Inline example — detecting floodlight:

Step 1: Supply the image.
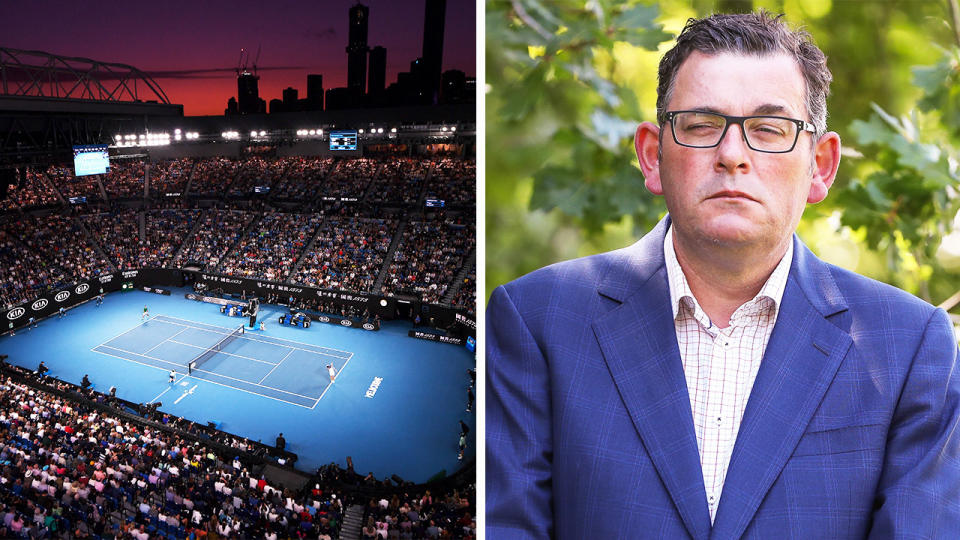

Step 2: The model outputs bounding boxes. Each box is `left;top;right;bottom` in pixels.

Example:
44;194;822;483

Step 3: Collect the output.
359;129;364;134
377;128;383;134
259;130;266;136
174;129;181;134
451;127;456;132
250;131;258;137
391;128;397;133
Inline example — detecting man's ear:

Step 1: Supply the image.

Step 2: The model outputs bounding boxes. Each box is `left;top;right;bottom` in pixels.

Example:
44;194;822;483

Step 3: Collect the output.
635;121;663;195
807;131;841;203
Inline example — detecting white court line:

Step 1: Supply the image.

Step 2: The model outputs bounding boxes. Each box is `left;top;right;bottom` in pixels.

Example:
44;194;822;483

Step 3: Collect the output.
148;374;190;403
167;339;281;366
174;385;198;404
155;314;354;356
96;344;319;401
258;348;293;384
311;351;356;409
93;316;174;351
90;347;316;409
144;327;188;355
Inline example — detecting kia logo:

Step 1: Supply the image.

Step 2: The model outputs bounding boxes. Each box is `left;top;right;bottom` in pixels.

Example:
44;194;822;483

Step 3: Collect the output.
340;320;352;326
362;323;375;330
55;291;70;302
318;316;330;323
6;307;25;320
75;284;90;295
31;299;48;311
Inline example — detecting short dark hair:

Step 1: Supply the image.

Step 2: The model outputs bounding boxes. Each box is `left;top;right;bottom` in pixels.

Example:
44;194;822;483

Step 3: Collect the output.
656;11;831;136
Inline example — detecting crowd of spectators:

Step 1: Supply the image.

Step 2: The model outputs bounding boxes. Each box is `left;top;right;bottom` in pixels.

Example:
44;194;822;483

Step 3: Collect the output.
47;166;103;202
360;488;476;539
383;214;475;304
424;159;474;206
293;213;398;293
103;162;146;199
149;159;194;196
0;155;478;309
218;212;322;281
270;157;334;201
228;157;287;197
0;169;60;211
451;271;475;313
83;209;142;270
368;158;431;205
0;374;345;539
172;209;254;271
189;159;240;197
140;210;202;268
323;158;381;202
0;214;111;309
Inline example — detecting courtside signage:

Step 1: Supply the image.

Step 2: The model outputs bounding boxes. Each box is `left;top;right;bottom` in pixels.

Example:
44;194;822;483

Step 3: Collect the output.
31;299;48;311
6;307;25;320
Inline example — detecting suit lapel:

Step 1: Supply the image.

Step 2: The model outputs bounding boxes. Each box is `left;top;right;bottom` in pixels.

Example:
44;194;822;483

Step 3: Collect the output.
592;217;712;540
709;241;853;539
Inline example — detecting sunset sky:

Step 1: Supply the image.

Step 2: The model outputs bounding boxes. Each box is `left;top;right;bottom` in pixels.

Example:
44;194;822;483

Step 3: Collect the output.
0;0;475;116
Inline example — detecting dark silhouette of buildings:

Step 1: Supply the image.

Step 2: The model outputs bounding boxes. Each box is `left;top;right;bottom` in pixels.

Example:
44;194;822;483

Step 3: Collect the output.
236;73;266;114
225;97;238;116
421;0;446;105
441;69;467;104
307;74;324;110
368;46;387;102
230;0;472;115
346;3;370;96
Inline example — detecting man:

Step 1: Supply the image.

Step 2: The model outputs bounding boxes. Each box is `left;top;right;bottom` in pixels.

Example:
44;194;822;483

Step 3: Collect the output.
275;433;286;451
486;12;960;538
36;361;48;378
142;305;149;321
327;363;336;383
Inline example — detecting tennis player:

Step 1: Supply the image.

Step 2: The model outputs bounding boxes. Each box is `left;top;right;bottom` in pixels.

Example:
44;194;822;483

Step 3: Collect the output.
327;363;336;383
142;305;150;320
169;369;176;384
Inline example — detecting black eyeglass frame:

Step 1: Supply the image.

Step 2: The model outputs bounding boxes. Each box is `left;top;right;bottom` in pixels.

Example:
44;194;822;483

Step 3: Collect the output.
664;110;817;154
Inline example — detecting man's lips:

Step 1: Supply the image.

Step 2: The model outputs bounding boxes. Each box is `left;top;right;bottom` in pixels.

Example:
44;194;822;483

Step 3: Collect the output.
706;190;758;202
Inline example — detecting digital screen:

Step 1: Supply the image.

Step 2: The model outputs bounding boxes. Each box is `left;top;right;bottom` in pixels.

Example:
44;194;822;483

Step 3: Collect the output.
329;130;358;151
466;336;476;352
254;186;270;193
68;196;87;204
425;199;445;208
73;145;110;176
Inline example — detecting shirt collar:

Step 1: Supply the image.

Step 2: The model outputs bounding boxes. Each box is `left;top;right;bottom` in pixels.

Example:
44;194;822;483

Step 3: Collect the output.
664;224;792;324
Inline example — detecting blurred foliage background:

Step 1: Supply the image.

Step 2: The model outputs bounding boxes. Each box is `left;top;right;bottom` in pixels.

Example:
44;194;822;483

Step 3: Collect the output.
485;0;960;316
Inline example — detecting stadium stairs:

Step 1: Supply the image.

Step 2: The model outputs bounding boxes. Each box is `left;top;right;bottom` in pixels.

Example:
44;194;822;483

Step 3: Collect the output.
340;504;366;540
444;248;475;305
208;210;264;273
285;214;328;282
76;214;118;272
167;208;207;263
37;169;67;206
372;217;408;293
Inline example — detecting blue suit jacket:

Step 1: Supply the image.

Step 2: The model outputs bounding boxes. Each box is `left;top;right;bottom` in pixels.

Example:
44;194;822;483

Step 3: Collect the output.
486;217;960;539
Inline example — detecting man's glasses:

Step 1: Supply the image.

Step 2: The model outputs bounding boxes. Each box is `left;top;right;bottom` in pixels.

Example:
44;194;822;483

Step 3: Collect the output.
665;110;816;153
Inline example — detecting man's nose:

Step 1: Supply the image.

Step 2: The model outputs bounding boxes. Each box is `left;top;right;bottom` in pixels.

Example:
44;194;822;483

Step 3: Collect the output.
714;123;751;173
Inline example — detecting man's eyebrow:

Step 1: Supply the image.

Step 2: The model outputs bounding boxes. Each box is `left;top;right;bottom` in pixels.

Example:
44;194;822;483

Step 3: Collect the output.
684;104;792;116
752;104;789;116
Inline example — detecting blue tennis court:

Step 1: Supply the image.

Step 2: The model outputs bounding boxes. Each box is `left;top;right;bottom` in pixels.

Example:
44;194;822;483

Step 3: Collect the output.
92;315;352;408
1;288;475;483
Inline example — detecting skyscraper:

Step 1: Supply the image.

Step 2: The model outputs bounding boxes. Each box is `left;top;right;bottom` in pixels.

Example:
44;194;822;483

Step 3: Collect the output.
306;74;324;111
237;72;261;114
421;0;446;104
368;46;387;99
346;3;370;95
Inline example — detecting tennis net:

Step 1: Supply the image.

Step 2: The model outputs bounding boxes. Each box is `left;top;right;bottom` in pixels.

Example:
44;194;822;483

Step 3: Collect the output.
188;325;244;374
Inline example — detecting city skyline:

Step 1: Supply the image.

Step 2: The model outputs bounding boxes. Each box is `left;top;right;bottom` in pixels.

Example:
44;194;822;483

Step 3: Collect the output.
0;0;475;116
